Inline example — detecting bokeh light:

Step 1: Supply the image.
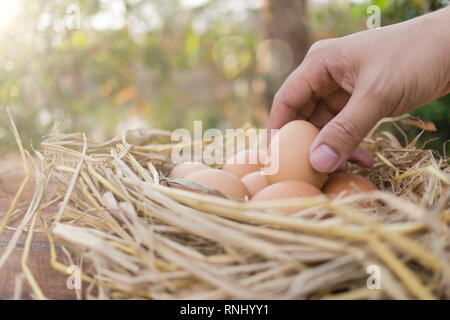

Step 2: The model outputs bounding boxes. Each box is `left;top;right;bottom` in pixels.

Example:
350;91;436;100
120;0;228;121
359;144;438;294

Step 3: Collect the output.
0;1;22;29
213;36;252;79
257;39;294;77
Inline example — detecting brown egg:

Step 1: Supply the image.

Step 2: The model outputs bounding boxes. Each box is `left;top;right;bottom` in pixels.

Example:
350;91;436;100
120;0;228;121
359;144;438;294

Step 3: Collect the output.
222;149;265;178
169;162;210;179
241;171;268;197
322;173;378;197
263;120;327;188
252;180;322;201
184;169;250;200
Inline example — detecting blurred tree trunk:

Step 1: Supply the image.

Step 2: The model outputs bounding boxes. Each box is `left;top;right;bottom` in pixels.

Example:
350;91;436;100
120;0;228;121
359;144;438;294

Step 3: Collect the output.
261;0;309;111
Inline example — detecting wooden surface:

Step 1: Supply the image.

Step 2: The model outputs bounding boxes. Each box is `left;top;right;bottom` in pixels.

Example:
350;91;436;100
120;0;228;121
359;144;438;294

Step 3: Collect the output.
0;153;75;300
0;230;76;299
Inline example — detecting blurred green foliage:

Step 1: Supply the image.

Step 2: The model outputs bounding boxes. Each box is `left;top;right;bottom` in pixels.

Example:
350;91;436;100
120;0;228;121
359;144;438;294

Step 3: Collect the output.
0;0;448;154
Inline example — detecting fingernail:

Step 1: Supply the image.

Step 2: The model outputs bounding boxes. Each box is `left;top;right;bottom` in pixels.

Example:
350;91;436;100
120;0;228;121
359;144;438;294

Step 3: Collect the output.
310;144;340;173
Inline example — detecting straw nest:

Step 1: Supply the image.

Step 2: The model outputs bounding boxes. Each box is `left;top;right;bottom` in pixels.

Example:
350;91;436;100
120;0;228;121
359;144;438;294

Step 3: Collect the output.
0;110;449;300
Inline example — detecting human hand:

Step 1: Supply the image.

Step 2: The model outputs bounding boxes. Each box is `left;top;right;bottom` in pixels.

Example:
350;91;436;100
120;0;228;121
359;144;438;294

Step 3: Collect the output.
268;7;450;173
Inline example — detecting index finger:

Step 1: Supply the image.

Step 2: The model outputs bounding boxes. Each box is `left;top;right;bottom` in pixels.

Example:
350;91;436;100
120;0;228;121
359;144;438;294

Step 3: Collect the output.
268;56;338;130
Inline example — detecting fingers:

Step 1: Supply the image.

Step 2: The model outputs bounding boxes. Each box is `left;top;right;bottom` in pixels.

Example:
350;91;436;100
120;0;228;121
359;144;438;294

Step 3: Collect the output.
308;88;350;127
336;161;348;172
268;54;339;131
349;146;374;168
309;90;381;173
322;89;350;114
308;103;334;128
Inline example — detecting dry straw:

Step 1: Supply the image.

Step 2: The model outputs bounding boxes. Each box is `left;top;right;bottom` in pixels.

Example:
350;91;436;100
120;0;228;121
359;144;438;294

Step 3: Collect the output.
0;110;449;300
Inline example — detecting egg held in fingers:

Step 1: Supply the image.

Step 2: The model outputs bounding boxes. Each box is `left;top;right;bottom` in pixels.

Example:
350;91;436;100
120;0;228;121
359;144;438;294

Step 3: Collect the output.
263;120;328;188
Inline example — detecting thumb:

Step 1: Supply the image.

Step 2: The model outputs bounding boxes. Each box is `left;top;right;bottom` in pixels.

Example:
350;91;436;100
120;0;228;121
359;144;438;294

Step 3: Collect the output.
309;90;382;173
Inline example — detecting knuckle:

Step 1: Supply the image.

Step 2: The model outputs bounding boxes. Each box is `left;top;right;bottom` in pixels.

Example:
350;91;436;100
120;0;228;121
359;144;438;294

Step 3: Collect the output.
272;90;295;112
273;90;285;107
363;81;385;102
309;39;329;51
328;116;362;147
273;90;282;103
360;84;393;117
307;39;334;57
